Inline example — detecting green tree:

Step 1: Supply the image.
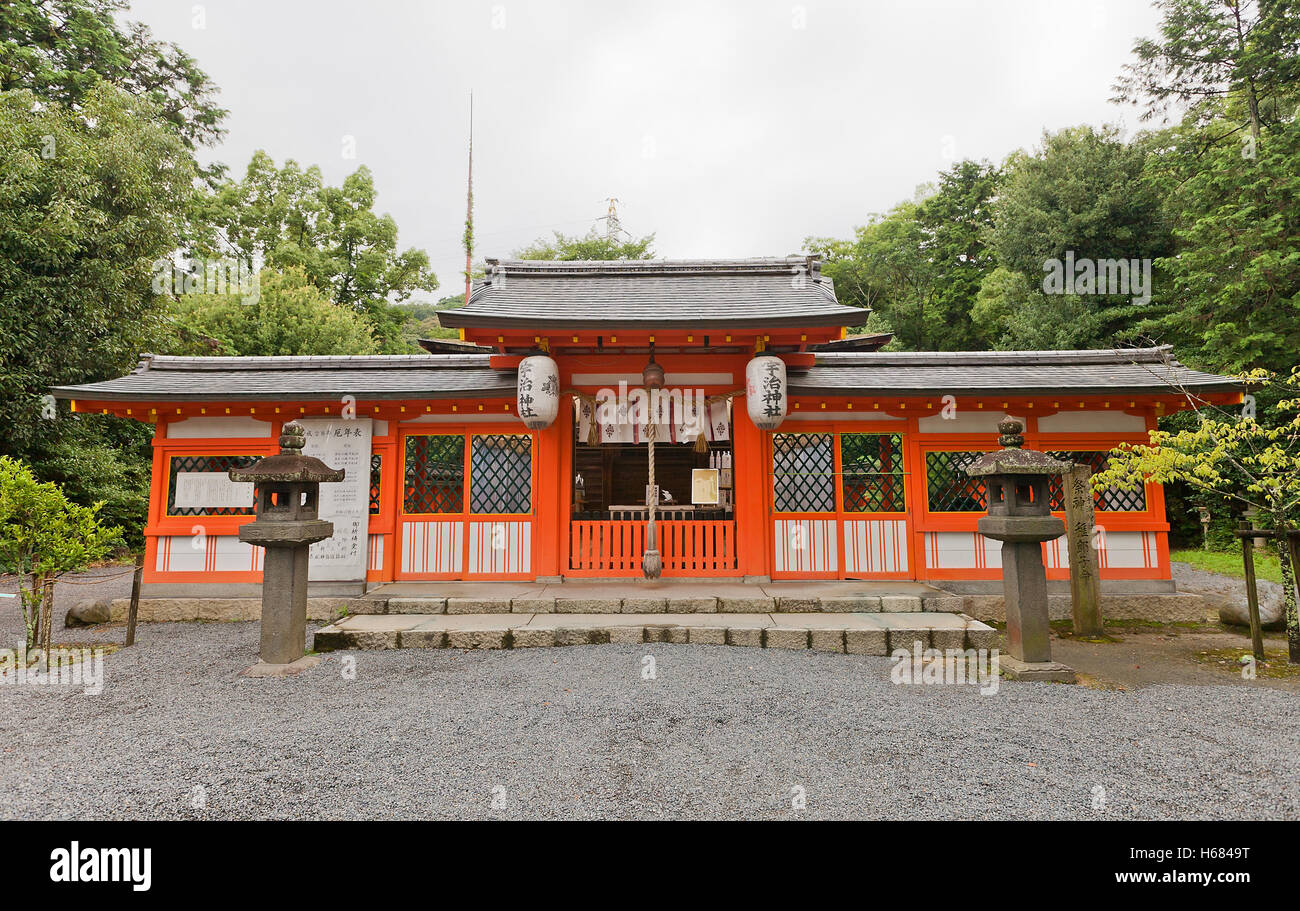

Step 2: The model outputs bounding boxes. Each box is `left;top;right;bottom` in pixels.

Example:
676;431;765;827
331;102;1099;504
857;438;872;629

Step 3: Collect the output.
515;226;655;260
0;84;195;459
985;125;1171;348
806;161;997;351
35;414;153;551
1094;367;1300;662
401;294;467;322
808;201;931;348
395;294;466;343
0;0;227;157
1113;0;1300;146
990;126;1170;279
199;152;439;349
913;159;1000;350
971;267;1107;350
0;456;122;650
1136;116;1300;373
164;267;382;357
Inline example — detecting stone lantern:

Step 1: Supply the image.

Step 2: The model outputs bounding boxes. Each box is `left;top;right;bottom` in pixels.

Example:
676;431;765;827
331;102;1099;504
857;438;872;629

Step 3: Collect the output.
966;419;1075;682
230;421;344;671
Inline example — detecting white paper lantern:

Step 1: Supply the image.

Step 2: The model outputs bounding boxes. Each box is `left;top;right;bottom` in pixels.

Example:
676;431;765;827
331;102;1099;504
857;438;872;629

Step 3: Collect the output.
516;355;560;430
745;355;788;431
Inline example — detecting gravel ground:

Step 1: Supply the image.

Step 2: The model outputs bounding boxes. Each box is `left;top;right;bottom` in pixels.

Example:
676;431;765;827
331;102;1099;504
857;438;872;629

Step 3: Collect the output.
2;606;1298;820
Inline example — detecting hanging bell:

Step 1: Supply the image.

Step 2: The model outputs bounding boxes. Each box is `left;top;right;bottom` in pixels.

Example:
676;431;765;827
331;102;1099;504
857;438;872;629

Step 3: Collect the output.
642;350;665;389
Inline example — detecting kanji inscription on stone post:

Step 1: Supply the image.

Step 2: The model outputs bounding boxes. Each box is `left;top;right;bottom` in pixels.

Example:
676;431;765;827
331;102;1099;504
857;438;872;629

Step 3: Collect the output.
1062;463;1103;636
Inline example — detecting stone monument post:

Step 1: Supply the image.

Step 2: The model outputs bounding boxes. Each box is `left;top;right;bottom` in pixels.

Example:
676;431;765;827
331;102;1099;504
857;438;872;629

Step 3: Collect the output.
966;419;1076;682
230;421;344;674
1062;464;1103;637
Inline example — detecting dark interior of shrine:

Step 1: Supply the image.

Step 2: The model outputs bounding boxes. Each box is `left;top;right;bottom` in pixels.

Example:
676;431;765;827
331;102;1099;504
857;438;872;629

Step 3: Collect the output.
571;432;733;520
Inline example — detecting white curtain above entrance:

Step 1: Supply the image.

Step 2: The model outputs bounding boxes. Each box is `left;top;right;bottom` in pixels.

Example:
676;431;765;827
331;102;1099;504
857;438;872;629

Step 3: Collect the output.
576;393;731;444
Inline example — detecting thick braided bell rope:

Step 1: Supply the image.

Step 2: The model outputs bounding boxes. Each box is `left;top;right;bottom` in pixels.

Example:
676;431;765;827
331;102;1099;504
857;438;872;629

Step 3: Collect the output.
646;420;656;516
642;420;662;578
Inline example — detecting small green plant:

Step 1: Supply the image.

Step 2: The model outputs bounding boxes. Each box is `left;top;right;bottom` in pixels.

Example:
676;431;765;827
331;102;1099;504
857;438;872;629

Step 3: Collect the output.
0;457;123;650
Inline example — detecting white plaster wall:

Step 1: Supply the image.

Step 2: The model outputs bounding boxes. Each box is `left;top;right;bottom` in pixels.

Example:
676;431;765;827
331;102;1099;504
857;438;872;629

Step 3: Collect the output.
843;518;908;573
917;411;1025;434
165;416;272;438
1036;411;1149;434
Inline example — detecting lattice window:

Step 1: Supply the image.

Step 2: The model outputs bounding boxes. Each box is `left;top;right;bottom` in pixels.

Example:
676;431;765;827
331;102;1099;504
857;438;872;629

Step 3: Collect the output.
1046;451;1147;512
166;455;260;517
925;451;987;512
772;433;834;513
840;433;906;513
470;434;532;514
369;453;383;515
404;435;465;514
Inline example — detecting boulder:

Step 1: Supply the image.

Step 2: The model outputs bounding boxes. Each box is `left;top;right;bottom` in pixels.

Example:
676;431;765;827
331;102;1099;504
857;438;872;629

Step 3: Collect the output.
1218;589;1286;631
1172;559;1288;631
65;599;111;628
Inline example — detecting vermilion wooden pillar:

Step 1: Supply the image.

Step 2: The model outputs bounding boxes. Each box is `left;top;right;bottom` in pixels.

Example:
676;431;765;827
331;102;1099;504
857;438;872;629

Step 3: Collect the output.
533;398;571;578
732;402;769;578
902;414;926;582
1144;409;1171;579
141;419;168;585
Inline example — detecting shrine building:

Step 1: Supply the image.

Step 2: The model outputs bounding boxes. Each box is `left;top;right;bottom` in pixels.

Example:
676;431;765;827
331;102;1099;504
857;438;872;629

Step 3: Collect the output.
52;256;1241;599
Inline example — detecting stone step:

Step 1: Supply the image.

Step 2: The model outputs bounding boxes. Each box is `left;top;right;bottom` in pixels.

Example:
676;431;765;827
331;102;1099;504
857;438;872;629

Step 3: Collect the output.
349;593;963;616
313;611;997;656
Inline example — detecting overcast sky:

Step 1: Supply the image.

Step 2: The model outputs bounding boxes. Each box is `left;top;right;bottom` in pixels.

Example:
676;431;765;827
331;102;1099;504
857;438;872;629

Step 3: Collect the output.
128;0;1163;302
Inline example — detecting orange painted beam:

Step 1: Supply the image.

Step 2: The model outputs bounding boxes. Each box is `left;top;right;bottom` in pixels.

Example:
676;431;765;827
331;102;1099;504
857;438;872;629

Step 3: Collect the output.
777;352;816;369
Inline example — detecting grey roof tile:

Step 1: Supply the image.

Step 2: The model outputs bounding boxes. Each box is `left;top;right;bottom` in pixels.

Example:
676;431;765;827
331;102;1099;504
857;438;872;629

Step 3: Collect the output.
438;256;868;330
793;347;1241;395
51;347;1239;404
51;354;515;402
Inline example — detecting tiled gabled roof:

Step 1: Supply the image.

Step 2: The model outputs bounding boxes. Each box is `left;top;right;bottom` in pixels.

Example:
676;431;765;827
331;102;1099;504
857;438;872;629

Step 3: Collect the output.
52;347;1239;405
51;354;516;402
792;347;1242;396
437;256;869;330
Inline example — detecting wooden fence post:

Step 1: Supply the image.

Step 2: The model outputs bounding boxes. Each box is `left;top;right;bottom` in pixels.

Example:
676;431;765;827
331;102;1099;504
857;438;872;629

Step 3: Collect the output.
1288;531;1300;664
125;552;144;647
1239;521;1265;662
1062;464;1103;636
39;577;54;654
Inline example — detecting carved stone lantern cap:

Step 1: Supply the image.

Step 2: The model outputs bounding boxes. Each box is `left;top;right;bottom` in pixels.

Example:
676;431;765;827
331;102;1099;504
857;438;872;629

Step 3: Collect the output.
965;419;1071;478
228;421;346;485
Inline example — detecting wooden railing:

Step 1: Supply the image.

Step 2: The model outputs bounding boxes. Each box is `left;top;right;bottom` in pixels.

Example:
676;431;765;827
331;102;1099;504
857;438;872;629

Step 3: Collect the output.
568;519;739;576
